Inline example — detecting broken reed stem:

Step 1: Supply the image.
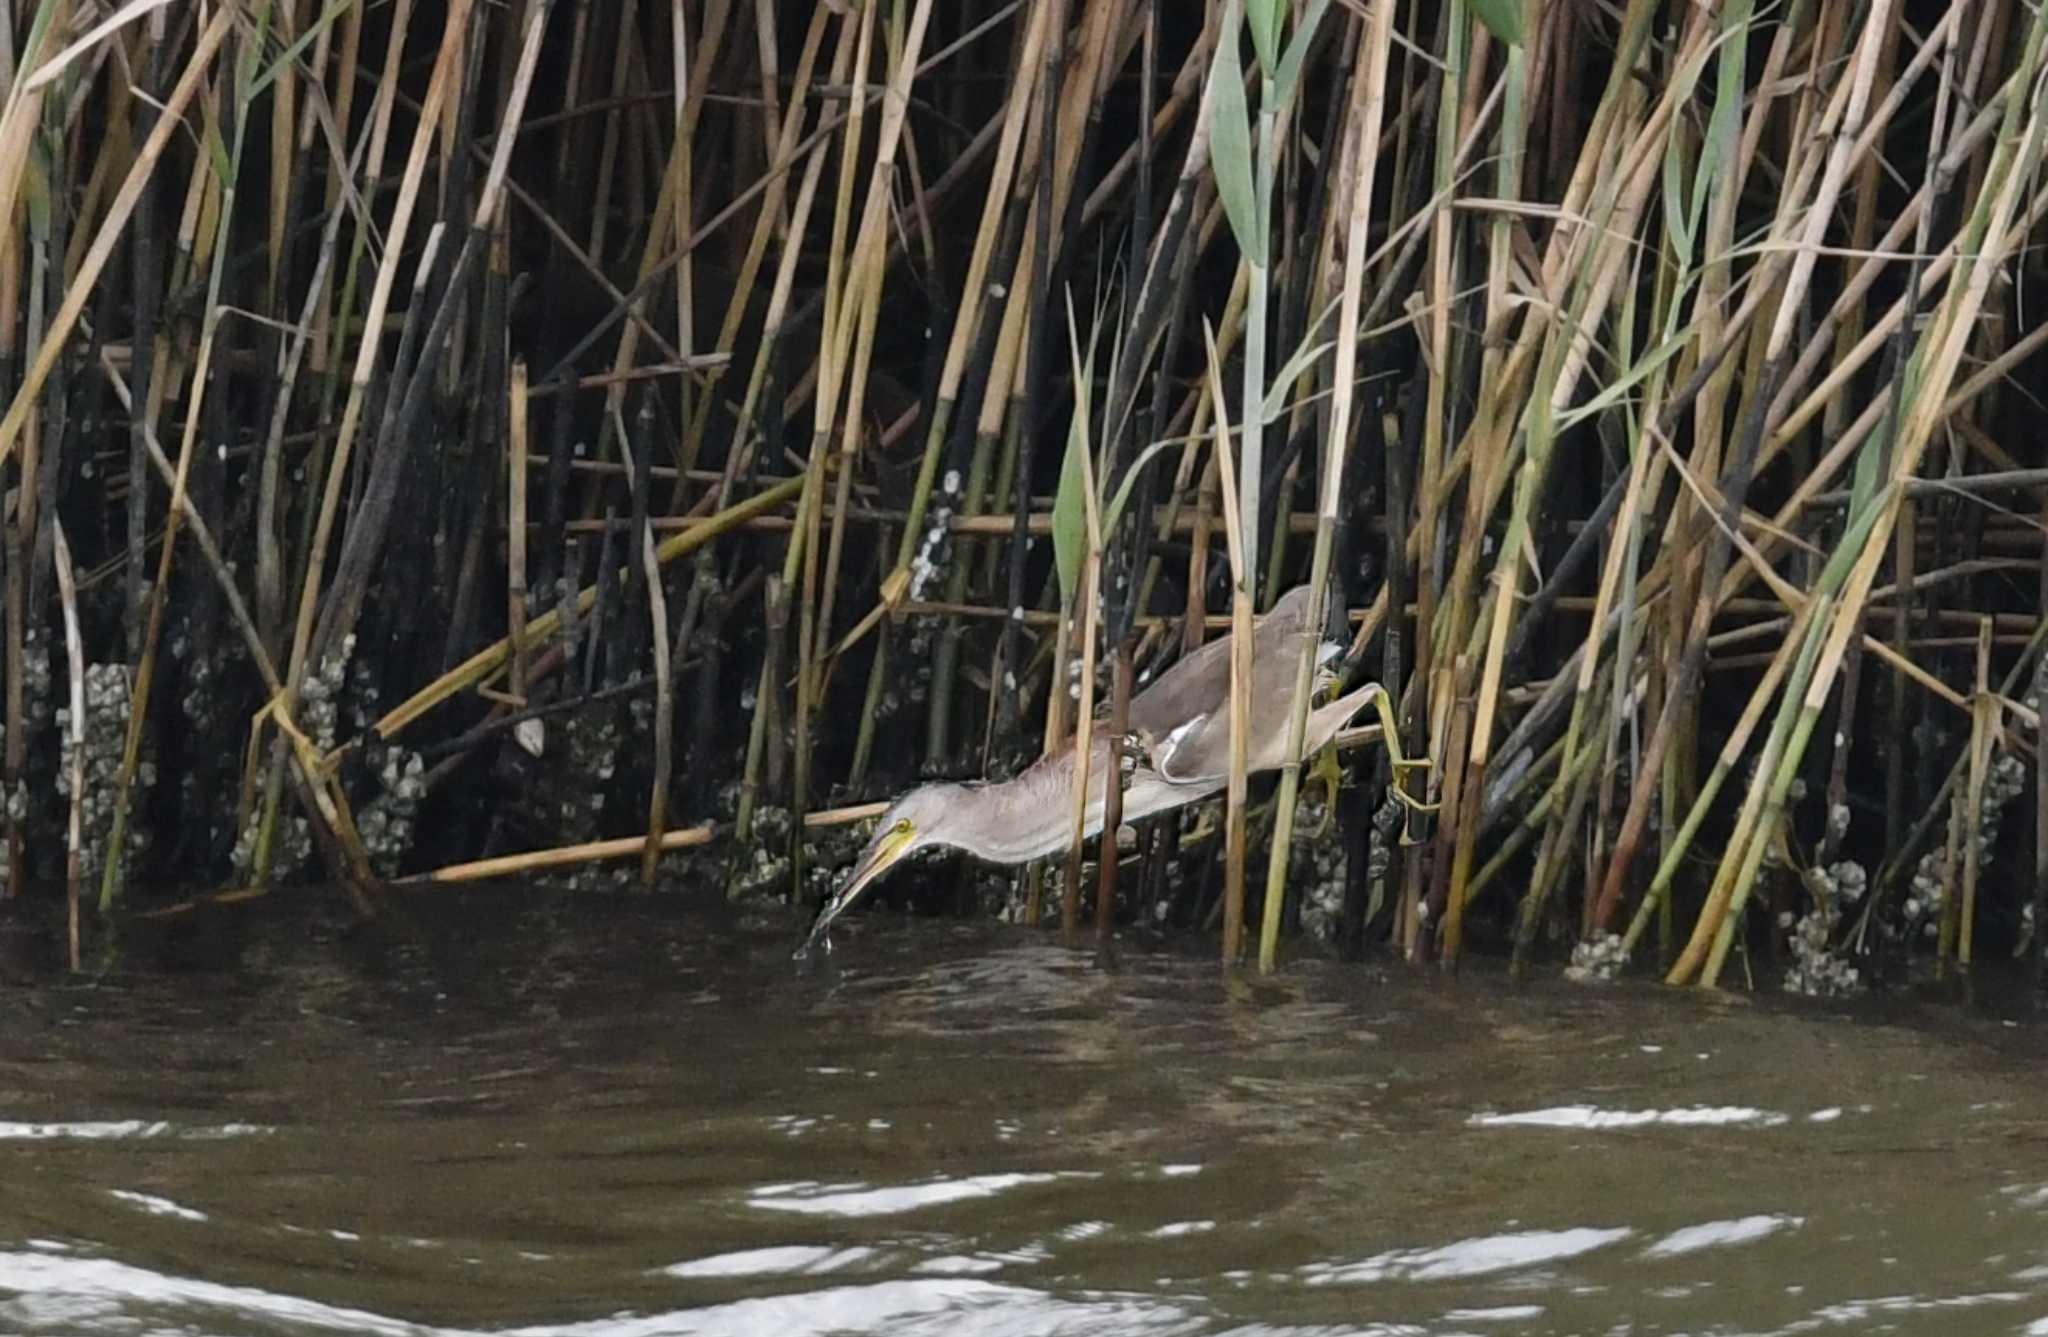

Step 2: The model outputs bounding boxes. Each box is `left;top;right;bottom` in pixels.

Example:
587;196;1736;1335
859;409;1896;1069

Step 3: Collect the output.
408;824;716;885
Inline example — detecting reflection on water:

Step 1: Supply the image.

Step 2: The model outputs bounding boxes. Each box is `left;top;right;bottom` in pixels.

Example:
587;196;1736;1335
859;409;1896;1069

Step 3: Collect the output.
0;891;2043;1335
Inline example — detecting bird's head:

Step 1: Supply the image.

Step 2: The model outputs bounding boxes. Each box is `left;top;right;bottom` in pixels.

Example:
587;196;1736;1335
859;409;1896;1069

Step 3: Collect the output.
802;783;967;951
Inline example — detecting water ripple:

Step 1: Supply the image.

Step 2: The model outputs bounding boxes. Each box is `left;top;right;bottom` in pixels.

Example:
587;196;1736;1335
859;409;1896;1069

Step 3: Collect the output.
1640;1214;1804;1259
0;1120;273;1141
1300;1226;1633;1285
1467;1104;1789;1130
749;1171;1100;1218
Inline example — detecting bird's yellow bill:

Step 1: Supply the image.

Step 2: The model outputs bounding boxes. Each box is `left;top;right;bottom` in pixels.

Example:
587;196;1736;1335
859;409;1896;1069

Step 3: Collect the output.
802;820;915;952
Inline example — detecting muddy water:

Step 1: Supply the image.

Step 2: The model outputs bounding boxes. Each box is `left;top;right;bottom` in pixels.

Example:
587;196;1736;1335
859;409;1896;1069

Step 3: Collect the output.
0;891;2044;1335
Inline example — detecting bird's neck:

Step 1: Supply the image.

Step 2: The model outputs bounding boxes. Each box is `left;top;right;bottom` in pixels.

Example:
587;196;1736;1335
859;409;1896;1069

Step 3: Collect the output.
947;748;1108;865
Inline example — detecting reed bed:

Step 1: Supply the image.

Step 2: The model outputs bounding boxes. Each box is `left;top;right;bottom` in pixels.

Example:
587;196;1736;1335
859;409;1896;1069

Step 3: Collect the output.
0;0;2044;995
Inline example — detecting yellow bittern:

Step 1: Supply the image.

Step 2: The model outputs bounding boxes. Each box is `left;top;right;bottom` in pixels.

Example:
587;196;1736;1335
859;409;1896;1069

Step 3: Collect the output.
801;584;1424;951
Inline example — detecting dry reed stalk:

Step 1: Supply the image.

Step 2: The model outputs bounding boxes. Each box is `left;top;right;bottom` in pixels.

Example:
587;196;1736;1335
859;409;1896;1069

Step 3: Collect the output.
1024;607;1074;928
1199;319;1251;964
1959;616;1997;967
0;9;230;471
253;0;472;885
1707;7;2048;979
1440;14;1697;951
405;824;716;886
1593;4;1901;940
1257;0;1392;975
104;6;343;909
787;1;893;855
631;419;674;890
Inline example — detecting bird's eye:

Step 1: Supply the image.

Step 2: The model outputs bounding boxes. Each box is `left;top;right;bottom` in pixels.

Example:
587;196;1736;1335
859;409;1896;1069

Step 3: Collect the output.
893;818;913;835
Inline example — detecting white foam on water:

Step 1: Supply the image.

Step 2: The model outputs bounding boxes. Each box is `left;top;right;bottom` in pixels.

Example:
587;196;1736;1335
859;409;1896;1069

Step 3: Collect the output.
105;1190;207;1223
1467;1105;1789;1130
1640;1214;1804;1259
748;1171;1097;1219
1302;1226;1633;1286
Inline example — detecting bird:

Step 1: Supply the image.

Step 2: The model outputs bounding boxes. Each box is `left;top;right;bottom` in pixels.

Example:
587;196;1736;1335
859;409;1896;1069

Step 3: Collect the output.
798;584;1428;954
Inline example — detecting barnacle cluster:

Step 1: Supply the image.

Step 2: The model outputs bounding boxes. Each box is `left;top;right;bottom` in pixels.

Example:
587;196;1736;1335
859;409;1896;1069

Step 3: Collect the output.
1903;754;2026;938
1062;645;1125;706
996;867;1038;924
173;613;238;862
301;635;355;754
555;707;620;842
229;809;313;883
1784;860;1865;997
726;800;793;902
345;644;384;735
0;633;53;885
0;738;17;888
1292;792;1349;946
21;632;51;713
56;663;154;891
358;746;426;878
908;469;963;600
1565;929;1627;983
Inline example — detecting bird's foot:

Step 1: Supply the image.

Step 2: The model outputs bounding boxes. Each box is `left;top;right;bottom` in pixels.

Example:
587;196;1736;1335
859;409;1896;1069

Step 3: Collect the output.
1386;778;1438;846
1387;778;1439;814
1181;803;1266;846
1360;685;1438;823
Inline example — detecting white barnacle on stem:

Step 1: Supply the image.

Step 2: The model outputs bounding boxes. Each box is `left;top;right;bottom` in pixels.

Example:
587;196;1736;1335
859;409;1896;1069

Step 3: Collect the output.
1565;930;1628;984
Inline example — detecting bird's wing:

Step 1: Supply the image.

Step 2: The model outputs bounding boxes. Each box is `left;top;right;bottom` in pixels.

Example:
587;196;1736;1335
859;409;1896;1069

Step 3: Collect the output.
1148;713;1220;785
1124;632;1231;739
1114;584;1316;745
1147;624;1343;787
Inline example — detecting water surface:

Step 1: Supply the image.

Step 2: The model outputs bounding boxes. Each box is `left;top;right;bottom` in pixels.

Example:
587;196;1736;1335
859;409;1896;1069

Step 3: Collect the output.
0;891;2043;1335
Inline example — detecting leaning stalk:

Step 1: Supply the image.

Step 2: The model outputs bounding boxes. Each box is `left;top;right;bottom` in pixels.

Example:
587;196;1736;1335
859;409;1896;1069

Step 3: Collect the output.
1258;0;1391;974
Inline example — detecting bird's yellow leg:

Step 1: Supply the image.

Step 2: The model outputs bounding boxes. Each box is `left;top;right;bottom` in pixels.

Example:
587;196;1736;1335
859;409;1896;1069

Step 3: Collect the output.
1366;684;1435;803
1182;807;1221;844
1361;684;1438;843
1178;796;1273;851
